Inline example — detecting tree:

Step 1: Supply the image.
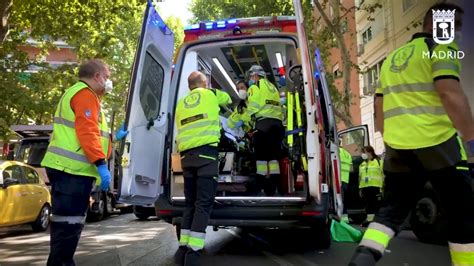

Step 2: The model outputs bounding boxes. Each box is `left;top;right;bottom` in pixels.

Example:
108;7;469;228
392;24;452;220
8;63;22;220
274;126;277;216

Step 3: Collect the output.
0;0;146;141
190;0;294;23
313;0;381;128
165;16;185;56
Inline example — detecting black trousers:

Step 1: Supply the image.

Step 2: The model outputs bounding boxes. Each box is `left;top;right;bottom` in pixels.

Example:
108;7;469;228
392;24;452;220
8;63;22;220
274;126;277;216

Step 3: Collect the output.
374;134;474;243
360;186;381;214
181;146;219;239
252;118;284;162
252;118;284;195
46;168;94;266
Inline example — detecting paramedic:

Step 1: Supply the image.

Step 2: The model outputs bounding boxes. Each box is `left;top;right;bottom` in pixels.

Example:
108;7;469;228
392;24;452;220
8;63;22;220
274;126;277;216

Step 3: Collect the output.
349;3;474;265
41;59;113;266
339;145;352;210
230;65;284;196
174;71;230;266
358;146;383;220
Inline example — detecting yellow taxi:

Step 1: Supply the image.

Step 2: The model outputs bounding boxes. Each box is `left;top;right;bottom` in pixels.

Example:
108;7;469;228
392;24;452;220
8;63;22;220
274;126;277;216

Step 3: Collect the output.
0;160;51;231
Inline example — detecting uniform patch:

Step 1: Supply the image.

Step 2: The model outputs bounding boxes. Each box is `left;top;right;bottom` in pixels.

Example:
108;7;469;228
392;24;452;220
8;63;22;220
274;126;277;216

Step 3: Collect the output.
85;109;91;118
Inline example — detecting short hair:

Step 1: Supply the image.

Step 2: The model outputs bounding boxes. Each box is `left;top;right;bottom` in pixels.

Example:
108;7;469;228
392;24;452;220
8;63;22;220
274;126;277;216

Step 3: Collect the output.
423;3;464;29
236;79;246;86
78;59;108;79
188;71;206;89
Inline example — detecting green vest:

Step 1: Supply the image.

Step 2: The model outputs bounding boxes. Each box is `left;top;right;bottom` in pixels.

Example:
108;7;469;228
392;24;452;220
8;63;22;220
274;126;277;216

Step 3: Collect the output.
41;82;110;184
359;159;384;189
339;147;352;184
245;79;283;122
376;34;459;149
176;88;221;152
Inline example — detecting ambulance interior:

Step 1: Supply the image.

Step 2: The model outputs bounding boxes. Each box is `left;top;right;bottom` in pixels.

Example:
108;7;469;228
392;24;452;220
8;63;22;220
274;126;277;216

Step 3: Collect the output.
170;36;310;201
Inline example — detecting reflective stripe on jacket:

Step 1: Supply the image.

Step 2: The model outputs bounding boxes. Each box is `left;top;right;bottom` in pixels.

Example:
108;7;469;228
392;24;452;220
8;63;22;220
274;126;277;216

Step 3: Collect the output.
176;88;221;152
375;33;459;149
359;159;384;188
241;79;282;124
41;81;110;184
339;147;352;183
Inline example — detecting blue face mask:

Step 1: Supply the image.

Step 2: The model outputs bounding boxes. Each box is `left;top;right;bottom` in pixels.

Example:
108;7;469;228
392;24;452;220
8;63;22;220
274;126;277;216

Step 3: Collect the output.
248;79;255;87
280;97;287;105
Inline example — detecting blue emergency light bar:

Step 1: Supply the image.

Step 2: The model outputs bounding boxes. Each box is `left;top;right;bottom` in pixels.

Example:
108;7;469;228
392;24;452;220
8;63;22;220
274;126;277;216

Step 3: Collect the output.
184;18;240;31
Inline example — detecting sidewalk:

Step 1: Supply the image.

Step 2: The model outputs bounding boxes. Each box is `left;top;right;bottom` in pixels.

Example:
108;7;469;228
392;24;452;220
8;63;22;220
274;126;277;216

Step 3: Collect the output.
0;214;178;266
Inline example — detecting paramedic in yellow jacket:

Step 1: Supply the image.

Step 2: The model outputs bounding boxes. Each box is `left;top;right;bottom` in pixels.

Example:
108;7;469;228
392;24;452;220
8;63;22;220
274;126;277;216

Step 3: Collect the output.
228;65;284;196
358;146;383;215
173;71;231;265
350;3;474;265
227;80;252;132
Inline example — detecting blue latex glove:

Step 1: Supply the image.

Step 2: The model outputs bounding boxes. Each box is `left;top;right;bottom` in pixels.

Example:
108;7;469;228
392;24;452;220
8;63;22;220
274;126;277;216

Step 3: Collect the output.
234;120;244;128
115;124;129;141
467;139;474;156
97;164;111;191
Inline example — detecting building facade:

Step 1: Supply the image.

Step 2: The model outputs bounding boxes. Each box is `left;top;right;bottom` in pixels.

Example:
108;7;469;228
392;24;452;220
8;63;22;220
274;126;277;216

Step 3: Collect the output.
313;0;361;131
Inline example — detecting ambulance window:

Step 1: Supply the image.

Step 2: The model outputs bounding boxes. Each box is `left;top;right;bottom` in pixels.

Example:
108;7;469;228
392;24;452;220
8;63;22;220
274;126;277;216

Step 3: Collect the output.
139;51;165;121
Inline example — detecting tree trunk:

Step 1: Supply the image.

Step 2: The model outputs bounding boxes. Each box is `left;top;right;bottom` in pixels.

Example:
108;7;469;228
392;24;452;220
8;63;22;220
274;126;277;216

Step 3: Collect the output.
314;0;354;128
0;0;13;43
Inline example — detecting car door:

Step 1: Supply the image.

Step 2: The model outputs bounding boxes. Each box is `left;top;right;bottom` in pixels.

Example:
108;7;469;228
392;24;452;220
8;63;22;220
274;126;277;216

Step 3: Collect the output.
118;1;174;205
337;125;370;215
0;164;28;225
21;166;45;221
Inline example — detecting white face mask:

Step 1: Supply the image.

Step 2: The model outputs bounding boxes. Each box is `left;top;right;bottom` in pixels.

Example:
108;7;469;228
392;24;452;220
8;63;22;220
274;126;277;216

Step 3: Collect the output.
238;90;247;100
361;153;368;160
104;79;113;93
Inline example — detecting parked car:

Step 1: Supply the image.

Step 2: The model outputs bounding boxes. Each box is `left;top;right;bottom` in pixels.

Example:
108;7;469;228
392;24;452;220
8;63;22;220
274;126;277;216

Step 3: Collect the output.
0;161;51;231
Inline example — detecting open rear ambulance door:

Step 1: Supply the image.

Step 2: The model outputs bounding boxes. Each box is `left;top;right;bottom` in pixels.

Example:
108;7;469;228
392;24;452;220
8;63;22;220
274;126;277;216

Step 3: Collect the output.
118;1;174;205
314;48;344;217
292;0;322;203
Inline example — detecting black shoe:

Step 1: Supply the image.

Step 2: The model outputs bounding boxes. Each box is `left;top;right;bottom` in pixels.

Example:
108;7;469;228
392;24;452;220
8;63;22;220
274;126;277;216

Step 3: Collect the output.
184;249;201;266
174;246;188;265
348;246;381;266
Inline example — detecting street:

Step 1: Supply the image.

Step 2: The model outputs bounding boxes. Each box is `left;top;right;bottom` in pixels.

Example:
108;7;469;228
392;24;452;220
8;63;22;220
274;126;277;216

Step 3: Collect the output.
0;214;451;266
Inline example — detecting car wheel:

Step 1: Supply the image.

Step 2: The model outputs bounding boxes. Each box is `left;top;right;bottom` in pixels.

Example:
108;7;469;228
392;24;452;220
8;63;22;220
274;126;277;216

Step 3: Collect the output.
134;212;150;220
87;197;107;222
31;204;51;232
410;197;447;245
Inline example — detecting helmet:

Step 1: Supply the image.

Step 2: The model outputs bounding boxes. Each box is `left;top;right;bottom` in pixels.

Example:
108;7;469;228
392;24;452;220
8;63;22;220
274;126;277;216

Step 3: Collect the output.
248;65;266;77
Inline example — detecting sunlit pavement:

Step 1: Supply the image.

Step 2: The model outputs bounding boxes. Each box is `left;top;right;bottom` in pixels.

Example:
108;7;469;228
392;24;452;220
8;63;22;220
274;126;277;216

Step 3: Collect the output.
0;214;451;265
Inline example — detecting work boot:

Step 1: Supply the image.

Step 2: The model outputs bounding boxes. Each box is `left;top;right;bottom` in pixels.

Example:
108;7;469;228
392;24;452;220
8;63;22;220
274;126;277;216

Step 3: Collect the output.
184;249;201;266
174;246;188;265
348;246;381;266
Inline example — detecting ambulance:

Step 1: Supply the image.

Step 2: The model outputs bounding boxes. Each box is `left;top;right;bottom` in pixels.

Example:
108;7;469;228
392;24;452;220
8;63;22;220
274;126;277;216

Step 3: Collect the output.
118;0;369;248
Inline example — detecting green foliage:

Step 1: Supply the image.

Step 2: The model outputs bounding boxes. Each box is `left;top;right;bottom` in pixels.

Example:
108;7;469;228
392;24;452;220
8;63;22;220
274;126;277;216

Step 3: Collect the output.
165;16;185;56
1;0;146;140
190;0;294;22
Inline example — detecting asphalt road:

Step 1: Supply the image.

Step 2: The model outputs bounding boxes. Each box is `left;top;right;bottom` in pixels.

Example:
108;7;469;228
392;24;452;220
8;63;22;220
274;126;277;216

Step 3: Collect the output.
0;214;451;265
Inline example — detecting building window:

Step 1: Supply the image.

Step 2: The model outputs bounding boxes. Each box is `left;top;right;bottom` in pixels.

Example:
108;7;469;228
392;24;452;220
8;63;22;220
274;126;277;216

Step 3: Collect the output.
363;59;385;95
362;27;372;44
333;63;342;78
402;0;417;12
